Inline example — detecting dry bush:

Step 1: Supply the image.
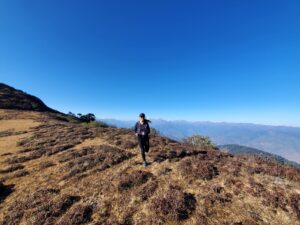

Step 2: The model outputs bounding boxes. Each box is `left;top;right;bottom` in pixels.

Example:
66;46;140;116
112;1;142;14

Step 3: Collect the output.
58;147;92;163
7;153;43;164
178;156;219;180
45;144;78;156
57;204;93;225
151;143;232;164
148;186;196;223
12;169;29;178
157;167;172;176
203;185;232;209
247;166;264;175
118;170;153;191
224;178;244;196
231;161;243;176
0;164;24;173
39;161;55;169
115;139;137;149
193;213;210;225
248;178;266;198
2;188;80;225
290;193;300;219
0;152;13;156
151;145;209;163
64;145;134;179
11;123;95;164
136;179;158;201
262;191;288;211
0;129;14;137
249;156;300;182
241;220;260;225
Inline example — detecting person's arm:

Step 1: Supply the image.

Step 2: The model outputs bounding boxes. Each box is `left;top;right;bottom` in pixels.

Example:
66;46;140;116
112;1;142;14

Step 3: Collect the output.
134;122;137;133
134;122;139;136
147;123;151;134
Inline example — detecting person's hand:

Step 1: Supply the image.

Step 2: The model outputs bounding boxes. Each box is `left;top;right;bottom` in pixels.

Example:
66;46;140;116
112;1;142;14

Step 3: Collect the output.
135;133;138;136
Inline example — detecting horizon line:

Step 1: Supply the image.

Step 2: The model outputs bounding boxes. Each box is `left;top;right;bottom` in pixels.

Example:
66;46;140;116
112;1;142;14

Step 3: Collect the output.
99;117;300;129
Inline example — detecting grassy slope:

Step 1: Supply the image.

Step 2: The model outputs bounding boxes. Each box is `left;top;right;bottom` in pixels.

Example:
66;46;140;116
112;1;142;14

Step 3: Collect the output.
0;110;300;224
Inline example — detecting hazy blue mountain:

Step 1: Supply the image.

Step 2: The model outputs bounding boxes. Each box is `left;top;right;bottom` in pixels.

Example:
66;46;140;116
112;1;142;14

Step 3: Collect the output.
100;118;300;163
218;144;300;168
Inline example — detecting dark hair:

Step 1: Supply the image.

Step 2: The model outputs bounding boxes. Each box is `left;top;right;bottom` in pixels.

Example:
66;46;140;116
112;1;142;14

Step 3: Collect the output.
139;113;151;123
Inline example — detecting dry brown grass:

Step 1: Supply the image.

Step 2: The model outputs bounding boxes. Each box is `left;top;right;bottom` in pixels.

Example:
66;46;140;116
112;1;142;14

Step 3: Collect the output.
0;110;300;224
148;185;196;223
177;155;219;180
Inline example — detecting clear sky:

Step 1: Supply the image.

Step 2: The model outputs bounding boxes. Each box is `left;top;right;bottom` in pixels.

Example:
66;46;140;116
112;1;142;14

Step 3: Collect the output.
1;1;300;126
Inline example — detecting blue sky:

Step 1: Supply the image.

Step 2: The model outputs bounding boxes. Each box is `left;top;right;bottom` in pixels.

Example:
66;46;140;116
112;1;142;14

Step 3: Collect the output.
1;1;300;126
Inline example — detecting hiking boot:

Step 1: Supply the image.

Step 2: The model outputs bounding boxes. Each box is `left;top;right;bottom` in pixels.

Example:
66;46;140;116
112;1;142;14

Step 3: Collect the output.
143;161;148;167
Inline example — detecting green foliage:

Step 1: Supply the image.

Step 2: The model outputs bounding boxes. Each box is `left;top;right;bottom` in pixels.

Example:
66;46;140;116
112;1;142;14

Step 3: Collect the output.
67;112;96;123
81;121;110;128
182;135;216;148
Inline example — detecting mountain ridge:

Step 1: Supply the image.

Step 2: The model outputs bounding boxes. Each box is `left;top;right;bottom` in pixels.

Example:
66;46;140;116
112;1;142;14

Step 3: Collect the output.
219;144;300;168
101;118;300;163
0;83;59;113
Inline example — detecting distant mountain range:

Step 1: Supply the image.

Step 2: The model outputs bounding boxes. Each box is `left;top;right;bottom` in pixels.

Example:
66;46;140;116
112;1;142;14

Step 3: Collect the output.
218;144;300;168
100;118;300;163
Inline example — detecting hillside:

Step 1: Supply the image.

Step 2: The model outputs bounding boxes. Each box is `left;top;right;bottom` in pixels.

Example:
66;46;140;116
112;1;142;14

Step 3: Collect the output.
0;83;57;113
1;110;300;224
219;144;300;168
1;86;300;224
101;119;300;164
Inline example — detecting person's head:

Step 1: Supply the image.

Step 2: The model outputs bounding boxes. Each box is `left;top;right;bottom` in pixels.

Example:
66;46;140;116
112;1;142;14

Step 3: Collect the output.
139;113;145;122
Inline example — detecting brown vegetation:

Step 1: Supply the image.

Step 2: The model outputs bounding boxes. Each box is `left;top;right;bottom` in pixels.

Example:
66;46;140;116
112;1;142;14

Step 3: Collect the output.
148;185;196;223
178;155;219;180
1;109;300;224
118;170;153;191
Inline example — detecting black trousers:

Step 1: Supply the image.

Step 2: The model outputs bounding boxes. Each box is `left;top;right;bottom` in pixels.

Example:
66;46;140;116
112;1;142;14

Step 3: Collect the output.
137;135;150;162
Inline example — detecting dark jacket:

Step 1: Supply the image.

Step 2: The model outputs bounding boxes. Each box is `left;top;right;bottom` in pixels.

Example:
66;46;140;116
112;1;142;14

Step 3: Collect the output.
134;121;150;137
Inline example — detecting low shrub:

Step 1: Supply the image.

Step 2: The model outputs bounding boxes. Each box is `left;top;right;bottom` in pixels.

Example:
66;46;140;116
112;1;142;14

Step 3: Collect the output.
262;191;287;211
2;188;80;225
178;156;219;180
248;178;266;198
0;164;24;173
290;193;300;219
118;170;153;191
136;180;158;201
64;145;134;179
39;161;55;169
57;204;93;225
149;186;196;222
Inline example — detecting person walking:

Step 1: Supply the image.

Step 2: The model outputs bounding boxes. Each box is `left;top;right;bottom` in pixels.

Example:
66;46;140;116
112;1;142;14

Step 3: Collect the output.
134;113;151;167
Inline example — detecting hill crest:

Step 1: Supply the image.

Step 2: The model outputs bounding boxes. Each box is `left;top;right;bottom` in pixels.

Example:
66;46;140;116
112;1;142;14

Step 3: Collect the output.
0;83;57;113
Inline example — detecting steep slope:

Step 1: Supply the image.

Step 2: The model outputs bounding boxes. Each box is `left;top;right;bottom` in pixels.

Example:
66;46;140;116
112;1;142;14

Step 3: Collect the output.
1;109;300;225
0;83;57;112
219;144;300;168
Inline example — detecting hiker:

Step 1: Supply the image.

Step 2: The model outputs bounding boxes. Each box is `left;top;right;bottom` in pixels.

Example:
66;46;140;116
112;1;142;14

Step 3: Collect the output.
134;113;151;167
